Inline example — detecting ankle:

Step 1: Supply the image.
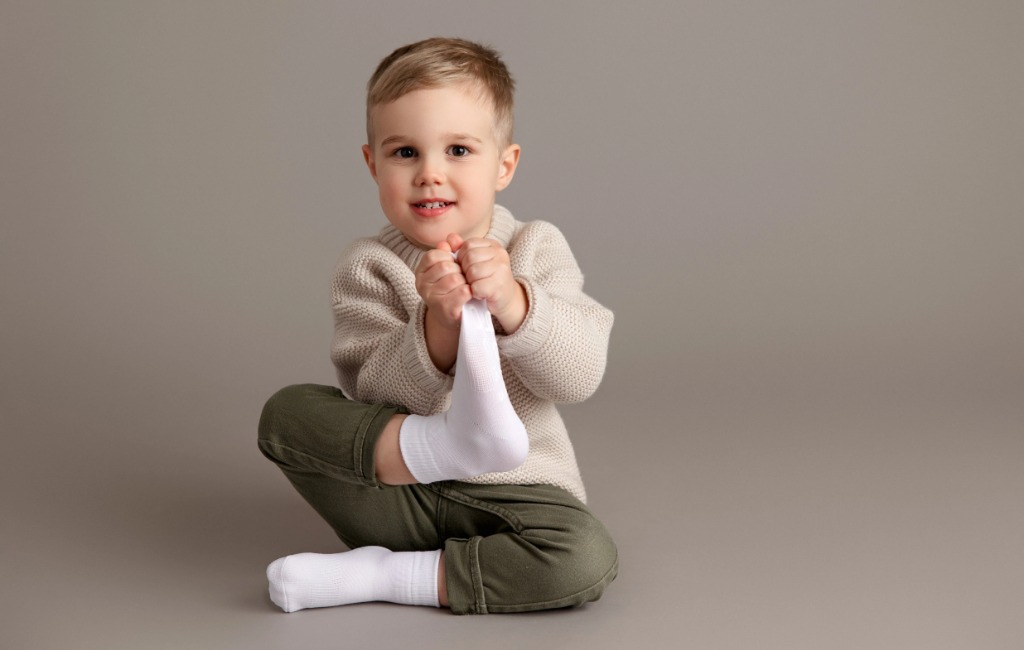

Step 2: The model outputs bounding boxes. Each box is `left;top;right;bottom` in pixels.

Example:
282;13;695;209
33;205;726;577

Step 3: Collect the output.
375;415;417;485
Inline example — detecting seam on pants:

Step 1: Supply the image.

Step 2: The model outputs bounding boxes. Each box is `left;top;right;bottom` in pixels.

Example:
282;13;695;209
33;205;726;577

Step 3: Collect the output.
427;484;525;533
352;402;390;488
435;495;449;540
258;439;360;484
467;536;486;614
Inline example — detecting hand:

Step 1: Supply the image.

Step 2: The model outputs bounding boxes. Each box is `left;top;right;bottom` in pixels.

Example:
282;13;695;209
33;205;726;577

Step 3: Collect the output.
448;233;528;333
415;239;472;330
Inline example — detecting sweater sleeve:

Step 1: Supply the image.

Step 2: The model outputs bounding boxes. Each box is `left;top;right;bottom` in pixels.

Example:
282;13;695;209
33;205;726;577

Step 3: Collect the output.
497;222;614;404
330;240;452;415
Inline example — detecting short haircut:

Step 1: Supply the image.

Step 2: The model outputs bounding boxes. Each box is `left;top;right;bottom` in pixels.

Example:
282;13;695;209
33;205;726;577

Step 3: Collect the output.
366;37;515;148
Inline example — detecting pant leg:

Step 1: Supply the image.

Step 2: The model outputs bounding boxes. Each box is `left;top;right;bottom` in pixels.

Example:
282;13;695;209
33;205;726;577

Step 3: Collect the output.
259;384;618;613
257;384;441;551
430;482;619;615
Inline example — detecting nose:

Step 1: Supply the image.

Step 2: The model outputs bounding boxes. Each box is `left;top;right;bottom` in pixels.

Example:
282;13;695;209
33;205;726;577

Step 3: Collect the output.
414;154;445;186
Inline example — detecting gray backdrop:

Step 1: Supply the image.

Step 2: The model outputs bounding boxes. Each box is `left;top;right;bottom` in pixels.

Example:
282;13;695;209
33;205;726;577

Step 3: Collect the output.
2;2;1022;648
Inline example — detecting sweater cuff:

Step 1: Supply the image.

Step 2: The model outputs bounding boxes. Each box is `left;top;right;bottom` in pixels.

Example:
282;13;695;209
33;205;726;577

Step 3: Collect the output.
403;301;453;394
497;277;554;358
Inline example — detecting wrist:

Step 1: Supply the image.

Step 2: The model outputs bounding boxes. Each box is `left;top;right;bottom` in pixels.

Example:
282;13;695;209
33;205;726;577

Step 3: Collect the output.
494;281;529;334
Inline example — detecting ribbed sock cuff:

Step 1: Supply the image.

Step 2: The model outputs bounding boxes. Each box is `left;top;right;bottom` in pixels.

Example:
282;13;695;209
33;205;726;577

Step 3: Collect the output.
403;549;441;608
398;415;447;485
381;549;440;607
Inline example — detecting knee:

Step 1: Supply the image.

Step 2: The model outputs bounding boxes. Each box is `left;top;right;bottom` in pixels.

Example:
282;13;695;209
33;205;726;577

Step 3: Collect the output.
257;383;333;449
527;514;618;608
560;516;618;600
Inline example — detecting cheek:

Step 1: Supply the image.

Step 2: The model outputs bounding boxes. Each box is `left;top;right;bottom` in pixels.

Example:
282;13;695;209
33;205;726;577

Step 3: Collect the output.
465;167;499;194
377;174;403;200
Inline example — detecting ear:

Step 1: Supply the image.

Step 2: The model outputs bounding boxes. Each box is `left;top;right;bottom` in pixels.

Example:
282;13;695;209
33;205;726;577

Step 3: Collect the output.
494;144;521;192
362;144;378;182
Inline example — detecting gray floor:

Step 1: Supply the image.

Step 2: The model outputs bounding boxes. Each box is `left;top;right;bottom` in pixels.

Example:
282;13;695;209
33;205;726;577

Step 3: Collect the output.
4;357;1022;649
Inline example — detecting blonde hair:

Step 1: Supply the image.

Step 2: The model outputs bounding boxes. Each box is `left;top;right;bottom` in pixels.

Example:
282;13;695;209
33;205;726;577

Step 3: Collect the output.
366;37;515;148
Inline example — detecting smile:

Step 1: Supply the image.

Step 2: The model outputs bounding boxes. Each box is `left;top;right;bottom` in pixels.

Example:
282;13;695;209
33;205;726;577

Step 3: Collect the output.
414;201;452;209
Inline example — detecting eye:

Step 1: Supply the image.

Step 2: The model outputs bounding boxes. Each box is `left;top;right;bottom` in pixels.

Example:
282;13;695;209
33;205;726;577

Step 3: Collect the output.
393;146;416;159
448;145;470;157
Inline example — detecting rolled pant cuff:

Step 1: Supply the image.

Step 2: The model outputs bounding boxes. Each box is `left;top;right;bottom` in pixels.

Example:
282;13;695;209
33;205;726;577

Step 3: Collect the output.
443;536;620;615
444;536;487;615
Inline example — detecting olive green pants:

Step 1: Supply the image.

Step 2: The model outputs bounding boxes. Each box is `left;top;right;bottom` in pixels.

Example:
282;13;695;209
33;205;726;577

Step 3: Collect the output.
257;383;618;615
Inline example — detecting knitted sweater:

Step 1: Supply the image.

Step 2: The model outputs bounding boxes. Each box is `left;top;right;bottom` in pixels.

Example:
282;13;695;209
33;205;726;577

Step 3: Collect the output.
330;205;613;502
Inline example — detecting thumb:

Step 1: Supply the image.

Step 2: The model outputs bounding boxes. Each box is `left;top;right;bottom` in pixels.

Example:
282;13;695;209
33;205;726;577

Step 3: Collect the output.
447;233;465;253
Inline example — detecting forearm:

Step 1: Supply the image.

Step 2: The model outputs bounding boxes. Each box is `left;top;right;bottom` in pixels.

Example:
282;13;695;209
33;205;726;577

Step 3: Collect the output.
499;280;613;403
424;307;459;373
333;305;453;414
333;239;455;413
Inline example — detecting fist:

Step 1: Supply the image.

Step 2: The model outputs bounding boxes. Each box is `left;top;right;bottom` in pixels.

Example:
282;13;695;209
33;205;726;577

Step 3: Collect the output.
415;240;471;329
449;233;527;332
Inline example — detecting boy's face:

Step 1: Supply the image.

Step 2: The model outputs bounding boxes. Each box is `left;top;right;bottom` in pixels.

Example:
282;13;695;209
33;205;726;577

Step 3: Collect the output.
363;83;520;249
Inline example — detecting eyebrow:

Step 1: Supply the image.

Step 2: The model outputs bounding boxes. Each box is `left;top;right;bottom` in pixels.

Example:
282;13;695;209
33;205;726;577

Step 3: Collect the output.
379;133;485;148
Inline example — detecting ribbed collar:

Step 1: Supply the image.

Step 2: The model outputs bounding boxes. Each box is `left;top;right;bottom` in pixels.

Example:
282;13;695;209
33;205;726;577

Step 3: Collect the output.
378;204;517;270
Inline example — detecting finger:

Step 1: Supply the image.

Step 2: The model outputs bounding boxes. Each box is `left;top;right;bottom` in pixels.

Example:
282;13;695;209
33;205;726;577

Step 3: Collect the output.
457;237;496;252
457;246;501;275
460;238;506;262
454;234;493;265
467;277;502;303
447;233;465;253
463;258;500;285
437;285;472;322
416;249;444;272
450;284;472;308
417;248;458;274
432;271;469;295
419;260;465;287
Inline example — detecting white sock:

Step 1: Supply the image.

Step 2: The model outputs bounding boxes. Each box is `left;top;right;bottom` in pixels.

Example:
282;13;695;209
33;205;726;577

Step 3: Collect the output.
266;546;441;613
400;298;529;484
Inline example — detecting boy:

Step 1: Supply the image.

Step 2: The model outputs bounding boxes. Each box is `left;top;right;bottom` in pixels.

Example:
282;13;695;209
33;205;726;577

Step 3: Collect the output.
258;37;617;615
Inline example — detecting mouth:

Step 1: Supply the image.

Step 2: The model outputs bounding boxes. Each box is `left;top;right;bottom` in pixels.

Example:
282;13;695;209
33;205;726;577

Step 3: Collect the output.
410;200;455;219
412;200;453;209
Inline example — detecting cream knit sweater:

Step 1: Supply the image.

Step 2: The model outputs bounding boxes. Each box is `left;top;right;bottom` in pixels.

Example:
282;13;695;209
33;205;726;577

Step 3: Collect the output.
330;205;613;502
